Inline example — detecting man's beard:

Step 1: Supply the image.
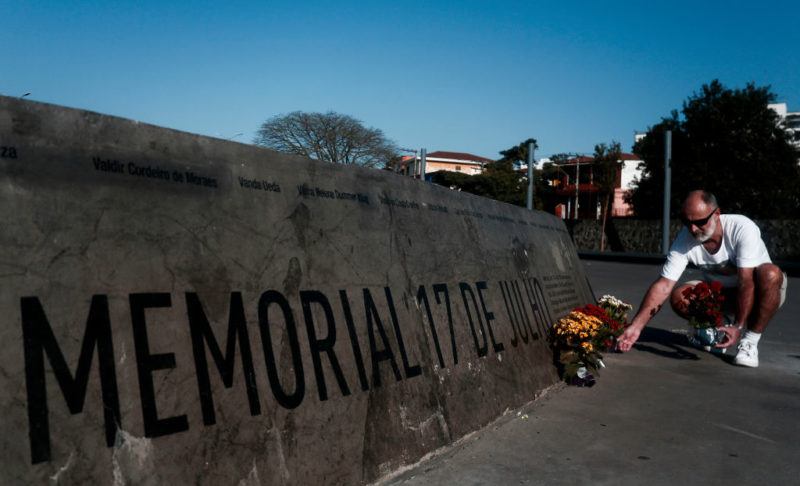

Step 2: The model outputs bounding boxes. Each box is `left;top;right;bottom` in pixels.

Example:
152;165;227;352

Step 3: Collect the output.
693;218;717;243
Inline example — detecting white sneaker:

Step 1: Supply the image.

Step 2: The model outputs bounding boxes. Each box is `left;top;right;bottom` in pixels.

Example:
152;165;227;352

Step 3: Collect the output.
734;340;759;368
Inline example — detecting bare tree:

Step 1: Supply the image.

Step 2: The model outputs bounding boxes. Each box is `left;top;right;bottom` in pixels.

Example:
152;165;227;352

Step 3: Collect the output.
253;111;400;168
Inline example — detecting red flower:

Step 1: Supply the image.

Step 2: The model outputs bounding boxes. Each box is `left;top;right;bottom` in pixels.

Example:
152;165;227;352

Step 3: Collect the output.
684;281;725;329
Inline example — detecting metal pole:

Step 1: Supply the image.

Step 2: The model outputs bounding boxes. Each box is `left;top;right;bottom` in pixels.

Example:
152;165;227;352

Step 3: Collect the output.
420;148;427;181
563;168;570;218
662;131;672;254
574;158;580;219
526;141;535;210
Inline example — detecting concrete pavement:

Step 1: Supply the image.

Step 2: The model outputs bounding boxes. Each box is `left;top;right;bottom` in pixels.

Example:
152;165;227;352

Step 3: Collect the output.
378;260;800;485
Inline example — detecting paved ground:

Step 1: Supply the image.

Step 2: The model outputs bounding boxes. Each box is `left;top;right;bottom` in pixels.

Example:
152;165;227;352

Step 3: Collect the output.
379;260;800;485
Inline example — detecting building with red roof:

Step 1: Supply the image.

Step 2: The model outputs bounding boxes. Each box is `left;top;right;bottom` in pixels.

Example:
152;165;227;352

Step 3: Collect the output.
551;153;642;219
398;151;493;179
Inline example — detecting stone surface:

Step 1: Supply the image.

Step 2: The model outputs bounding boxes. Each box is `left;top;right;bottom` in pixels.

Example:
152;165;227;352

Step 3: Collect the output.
0;96;592;485
568;218;800;261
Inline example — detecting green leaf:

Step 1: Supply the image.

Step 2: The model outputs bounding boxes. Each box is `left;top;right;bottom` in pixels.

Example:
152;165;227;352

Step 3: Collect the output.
628;80;800;219
559;350;579;365
562;362;584;378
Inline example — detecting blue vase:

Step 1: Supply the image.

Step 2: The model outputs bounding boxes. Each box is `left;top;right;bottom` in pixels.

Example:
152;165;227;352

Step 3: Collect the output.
688;326;728;353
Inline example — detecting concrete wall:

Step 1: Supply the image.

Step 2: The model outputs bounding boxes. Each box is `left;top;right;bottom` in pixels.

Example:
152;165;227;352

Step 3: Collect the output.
0;96;593;485
569;218;800;261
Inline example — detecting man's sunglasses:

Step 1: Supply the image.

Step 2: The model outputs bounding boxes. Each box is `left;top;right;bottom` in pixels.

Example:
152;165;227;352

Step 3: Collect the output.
681;208;717;227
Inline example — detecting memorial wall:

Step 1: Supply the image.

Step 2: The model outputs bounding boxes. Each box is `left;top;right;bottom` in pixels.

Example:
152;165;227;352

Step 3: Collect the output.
0;96;593;484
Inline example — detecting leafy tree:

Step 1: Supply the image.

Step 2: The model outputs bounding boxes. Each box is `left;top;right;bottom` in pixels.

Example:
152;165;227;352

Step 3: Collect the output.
430;161;528;206
253;111;399;168
497;138;539;166
592;142;622;250
381;155;405;172
626;113;684;218
628;80;800;218
495;138;544;207
429;138;558;208
534;162;560;211
429;169;473;192
478;161;529;206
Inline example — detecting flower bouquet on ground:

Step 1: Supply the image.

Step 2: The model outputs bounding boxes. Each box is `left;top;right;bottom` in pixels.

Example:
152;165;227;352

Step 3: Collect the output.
597;295;633;348
551;295;632;386
682;281;729;351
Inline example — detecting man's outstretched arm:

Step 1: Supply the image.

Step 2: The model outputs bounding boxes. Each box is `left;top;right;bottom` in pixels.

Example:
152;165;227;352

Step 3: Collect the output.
617;277;676;352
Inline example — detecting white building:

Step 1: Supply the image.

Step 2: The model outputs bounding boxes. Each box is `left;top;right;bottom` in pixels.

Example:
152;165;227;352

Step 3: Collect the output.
769;103;800;161
398;151;493;179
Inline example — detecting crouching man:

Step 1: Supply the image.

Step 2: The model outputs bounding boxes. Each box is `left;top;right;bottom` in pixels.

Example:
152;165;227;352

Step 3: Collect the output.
617;190;787;367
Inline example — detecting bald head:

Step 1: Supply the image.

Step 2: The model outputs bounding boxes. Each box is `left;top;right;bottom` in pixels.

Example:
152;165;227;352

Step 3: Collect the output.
683;190;718;213
682;190;720;242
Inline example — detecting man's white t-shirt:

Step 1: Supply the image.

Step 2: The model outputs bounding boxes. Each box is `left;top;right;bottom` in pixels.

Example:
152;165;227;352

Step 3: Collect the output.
661;214;771;287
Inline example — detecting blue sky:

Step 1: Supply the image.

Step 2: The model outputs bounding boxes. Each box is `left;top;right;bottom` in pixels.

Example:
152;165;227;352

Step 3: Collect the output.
3;1;798;160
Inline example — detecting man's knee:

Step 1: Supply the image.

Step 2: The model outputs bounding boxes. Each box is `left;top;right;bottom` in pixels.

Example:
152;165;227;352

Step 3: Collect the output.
755;264;787;309
670;283;693;315
755;264;783;290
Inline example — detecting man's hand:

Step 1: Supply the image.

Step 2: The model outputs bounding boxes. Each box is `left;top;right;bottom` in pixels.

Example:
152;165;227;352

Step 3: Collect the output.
714;325;742;348
616;326;641;352
614;277;675;353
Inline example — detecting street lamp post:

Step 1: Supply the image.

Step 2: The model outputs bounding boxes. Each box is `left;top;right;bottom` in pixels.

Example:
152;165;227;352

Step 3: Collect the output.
574;160;580;219
526;141;535;210
662;131;672;254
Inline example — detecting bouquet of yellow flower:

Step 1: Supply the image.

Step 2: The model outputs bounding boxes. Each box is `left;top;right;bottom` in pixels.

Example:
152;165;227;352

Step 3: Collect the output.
551;295;632;386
